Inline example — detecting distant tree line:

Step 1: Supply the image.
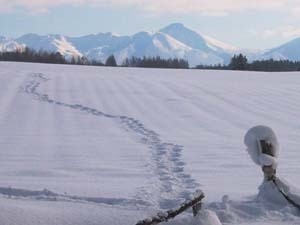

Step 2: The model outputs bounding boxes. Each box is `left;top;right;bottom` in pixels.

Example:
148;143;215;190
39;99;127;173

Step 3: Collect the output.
194;64;228;70
0;48;188;69
248;59;300;71
0;47;67;64
195;53;300;72
2;48;300;71
0;47;104;66
122;56;189;69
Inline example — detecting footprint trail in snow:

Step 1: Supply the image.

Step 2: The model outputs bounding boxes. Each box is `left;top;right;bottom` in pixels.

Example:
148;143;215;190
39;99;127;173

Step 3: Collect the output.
19;73;199;209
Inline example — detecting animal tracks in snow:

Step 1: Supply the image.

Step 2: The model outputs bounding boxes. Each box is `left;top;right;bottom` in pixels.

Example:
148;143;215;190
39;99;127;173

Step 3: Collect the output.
15;73;199;209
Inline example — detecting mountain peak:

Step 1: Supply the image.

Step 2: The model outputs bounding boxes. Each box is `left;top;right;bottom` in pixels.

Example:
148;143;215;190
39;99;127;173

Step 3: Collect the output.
160;23;195;33
160;23;211;52
261;36;300;61
163;23;185;29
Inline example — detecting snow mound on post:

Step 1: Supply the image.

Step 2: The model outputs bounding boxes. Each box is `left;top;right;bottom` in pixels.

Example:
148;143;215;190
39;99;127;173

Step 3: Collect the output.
191;210;222;225
244;125;279;167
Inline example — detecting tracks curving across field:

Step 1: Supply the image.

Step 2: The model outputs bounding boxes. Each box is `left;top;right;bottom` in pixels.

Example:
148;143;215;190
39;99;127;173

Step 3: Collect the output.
15;73;199;209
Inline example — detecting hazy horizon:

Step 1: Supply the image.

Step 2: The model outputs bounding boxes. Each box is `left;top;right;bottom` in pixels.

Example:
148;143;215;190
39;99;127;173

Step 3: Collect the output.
1;0;300;49
1;22;298;51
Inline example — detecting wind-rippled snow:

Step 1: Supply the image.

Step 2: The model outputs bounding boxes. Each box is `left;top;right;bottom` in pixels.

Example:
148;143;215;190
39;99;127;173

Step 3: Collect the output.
0;62;300;225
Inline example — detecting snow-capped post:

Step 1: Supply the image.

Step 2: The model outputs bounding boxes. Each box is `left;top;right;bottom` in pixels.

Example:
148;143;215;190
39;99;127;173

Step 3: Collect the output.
244;125;279;181
244;126;300;211
136;189;204;225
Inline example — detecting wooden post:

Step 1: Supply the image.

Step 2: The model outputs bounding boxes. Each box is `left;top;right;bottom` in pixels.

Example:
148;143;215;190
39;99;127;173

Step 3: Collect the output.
136;190;204;225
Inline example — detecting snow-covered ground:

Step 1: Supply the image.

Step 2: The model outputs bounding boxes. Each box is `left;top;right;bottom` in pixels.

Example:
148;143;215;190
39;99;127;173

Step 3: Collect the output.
0;62;300;225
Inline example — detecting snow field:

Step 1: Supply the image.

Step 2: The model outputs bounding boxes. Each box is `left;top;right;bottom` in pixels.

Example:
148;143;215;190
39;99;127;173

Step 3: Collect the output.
1;62;300;225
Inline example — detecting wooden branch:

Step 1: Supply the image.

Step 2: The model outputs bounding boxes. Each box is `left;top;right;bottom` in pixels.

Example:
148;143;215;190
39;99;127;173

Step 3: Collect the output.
136;190;204;225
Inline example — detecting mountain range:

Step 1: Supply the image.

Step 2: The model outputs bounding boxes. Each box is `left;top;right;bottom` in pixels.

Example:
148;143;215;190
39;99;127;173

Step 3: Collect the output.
1;23;300;66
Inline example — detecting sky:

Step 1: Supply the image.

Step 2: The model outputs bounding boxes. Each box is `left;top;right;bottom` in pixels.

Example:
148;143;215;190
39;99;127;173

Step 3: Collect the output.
1;0;300;49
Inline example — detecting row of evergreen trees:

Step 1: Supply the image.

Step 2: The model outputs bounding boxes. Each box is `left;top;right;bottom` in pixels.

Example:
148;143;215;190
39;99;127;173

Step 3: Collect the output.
0;48;187;69
2;48;300;71
122;56;189;69
0;48;67;64
249;59;300;71
0;48;107;66
196;53;300;71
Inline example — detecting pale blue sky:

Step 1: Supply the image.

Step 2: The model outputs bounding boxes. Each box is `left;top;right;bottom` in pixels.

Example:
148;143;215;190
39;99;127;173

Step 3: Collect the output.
1;0;300;49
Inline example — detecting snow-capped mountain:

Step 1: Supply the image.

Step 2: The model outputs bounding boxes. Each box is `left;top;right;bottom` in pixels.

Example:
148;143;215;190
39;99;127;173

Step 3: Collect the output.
2;23;300;66
160;23;216;53
260;37;300;61
159;23;236;65
160;23;237;55
0;24;239;66
0;36;24;52
202;35;239;53
16;34;82;59
67;32;131;60
113;31;228;67
67;25;235;66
